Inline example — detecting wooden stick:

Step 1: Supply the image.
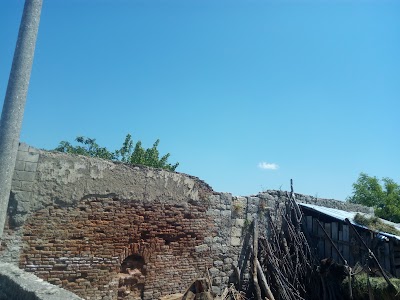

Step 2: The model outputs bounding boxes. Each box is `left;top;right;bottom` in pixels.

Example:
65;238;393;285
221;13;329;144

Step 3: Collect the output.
348;265;353;300
345;218;395;289
256;259;276;300
253;218;262;300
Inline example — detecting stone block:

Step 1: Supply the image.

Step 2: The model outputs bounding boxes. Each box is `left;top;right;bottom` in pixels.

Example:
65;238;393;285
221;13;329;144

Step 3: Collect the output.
213;276;222;285
221;244;229;253
223;258;233;265
231;227;242;237
217;203;226;210
213;260;223;267
20;181;34;191
11;214;27;227
15;160;25;171
195;244;209;253
213;218;221;224
211;243;222;251
222;264;231;272
12;180;22;189
204;237;213;244
212;237;222;243
231;237;241;246
220;193;232;205
12;190;32;203
18;143;30;152
16;151;39;163
211;286;221;295
206;209;220;216
17;200;31;214
28;146;40;154
208;267;219;276
13;170;36;182
220;210;231;217
235;218;245;227
234;196;246;205
25;162;38;172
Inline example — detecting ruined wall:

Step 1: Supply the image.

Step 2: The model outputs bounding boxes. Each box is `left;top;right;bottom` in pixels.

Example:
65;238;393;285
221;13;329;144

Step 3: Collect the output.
0;143;373;299
1;144;238;299
21;197;215;299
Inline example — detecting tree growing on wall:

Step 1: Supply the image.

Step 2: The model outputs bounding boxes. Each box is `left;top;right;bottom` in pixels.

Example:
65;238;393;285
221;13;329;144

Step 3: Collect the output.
347;173;400;223
54;134;179;171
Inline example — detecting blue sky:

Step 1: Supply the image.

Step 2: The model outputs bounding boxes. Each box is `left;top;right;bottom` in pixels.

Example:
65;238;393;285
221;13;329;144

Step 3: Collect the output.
1;0;399;200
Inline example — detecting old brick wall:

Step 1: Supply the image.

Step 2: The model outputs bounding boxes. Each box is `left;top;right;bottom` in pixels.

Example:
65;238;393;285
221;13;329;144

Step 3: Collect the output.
0;144;374;299
1;145;240;299
20;197;215;300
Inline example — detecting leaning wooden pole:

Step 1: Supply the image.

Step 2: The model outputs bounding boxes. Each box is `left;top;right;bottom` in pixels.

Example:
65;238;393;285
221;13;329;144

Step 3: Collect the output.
316;219;348;265
253;218;262;300
344;218;395;289
256;260;275;300
0;0;42;238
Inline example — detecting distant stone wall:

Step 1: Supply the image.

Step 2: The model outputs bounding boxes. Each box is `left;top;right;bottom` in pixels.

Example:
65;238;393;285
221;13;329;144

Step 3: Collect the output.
0;143;373;299
258;190;374;214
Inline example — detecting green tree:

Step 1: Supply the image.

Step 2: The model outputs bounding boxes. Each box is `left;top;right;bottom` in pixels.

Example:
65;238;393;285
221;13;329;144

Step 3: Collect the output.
55;136;115;160
54;134;179;171
114;134;133;162
347;173;400;222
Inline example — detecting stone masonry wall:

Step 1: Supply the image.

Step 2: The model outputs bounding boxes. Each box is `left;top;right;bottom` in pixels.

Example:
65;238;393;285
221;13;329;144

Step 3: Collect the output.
0;143;374;299
10;143;40;227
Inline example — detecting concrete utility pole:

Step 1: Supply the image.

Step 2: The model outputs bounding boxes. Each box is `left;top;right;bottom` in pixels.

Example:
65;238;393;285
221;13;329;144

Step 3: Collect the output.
0;0;43;238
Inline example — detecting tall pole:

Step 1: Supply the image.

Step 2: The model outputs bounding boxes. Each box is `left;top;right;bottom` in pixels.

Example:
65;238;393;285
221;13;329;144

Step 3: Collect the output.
0;0;43;238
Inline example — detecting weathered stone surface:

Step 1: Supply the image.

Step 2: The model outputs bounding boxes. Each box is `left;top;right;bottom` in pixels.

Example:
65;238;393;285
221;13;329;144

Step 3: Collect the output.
17;151;40;163
235;218;245;227
30;150;212;209
14;160;25;171
0;261;83;299
13;170;36;182
18;143;30;152
209;268;219;276
231;227;242;237
25;162;38;172
195;244;209;253
231;237;241;246
20;181;34;191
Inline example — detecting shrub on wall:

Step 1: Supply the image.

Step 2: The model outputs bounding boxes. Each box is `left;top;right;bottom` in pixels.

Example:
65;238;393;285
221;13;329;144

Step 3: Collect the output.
54;134;179;171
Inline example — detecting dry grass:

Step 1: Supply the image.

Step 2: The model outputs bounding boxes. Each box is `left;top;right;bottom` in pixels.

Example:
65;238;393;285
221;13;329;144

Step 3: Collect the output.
353;213;400;235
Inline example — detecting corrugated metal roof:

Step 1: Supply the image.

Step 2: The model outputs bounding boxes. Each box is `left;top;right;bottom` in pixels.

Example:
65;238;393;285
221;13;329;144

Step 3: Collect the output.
299;203;400;241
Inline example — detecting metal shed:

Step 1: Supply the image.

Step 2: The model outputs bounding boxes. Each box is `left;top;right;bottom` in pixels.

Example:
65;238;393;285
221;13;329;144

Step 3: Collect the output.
299;203;400;277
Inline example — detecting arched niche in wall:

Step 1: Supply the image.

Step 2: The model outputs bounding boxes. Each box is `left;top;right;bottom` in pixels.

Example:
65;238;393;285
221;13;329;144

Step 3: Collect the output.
118;254;146;300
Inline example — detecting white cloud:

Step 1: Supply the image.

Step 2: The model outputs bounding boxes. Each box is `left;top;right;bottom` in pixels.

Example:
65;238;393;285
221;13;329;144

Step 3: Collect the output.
258;162;279;170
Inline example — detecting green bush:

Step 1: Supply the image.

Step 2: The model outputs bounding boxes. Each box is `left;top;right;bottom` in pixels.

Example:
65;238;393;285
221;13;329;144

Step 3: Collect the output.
342;273;400;300
54;134;179;171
